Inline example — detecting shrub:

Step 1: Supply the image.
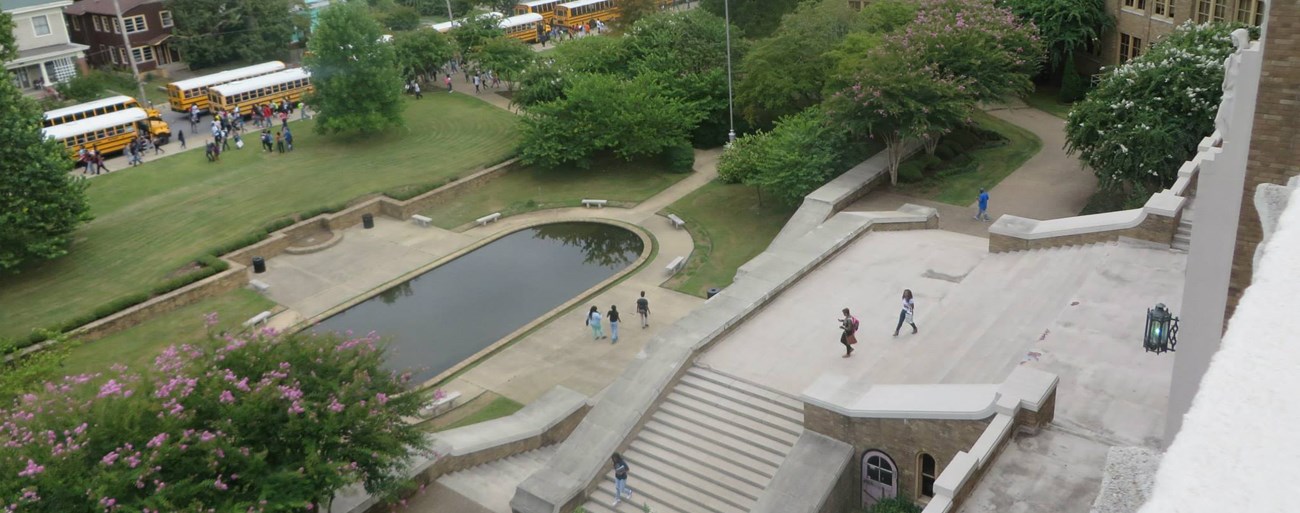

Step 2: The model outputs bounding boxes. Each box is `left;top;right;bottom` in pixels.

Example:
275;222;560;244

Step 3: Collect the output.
1058;54;1088;103
866;497;922;513
897;160;927;183
262;217;297;234
54;70;138;102
662;143;696;173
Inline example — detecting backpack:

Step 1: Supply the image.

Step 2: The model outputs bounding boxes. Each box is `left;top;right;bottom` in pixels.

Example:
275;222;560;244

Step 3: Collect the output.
850;316;859;333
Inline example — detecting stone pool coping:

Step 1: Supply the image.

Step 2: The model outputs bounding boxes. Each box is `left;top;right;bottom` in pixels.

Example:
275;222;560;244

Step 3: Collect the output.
295;218;657;391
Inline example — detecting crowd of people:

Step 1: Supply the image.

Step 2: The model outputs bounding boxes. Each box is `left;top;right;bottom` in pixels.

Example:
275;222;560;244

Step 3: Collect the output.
189;100;304;163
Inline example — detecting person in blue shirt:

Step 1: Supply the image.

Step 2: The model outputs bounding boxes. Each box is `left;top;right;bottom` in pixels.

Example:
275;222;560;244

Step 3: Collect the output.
975;188;991;221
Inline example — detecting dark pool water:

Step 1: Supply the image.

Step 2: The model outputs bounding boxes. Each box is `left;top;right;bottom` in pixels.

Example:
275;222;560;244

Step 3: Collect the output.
313;222;643;384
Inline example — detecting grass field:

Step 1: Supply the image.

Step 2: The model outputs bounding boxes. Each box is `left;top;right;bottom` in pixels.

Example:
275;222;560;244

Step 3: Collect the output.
664;181;796;298
429;394;526;432
895;111;1042;206
0;94;519;343
420;158;688;229
60;289;276;375
1024;85;1073;120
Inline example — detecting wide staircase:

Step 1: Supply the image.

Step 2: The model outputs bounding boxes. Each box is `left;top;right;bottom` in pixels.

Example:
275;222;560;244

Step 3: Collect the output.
580;367;804;513
438;445;558;513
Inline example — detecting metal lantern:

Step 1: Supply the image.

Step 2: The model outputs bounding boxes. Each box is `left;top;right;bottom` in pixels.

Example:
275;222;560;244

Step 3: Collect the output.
1144;303;1179;354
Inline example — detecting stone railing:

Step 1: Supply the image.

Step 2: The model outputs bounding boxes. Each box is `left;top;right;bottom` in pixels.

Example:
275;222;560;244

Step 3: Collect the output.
331;385;589;513
988;133;1220;253
510;207;940;513
797;367;1059;513
750;431;856;513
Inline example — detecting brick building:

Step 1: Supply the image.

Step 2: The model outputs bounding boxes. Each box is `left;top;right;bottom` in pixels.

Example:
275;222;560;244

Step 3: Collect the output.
63;0;179;72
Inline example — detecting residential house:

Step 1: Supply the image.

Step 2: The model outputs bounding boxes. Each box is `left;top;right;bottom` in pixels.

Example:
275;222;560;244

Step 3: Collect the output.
3;0;88;92
63;0;179;72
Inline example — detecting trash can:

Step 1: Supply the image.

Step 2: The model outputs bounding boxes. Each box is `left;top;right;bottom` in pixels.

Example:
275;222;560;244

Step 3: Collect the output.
706;287;720;299
252;256;266;274
362;213;374;229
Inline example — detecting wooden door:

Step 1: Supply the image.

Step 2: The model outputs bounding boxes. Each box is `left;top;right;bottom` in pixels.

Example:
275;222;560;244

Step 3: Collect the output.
862;450;898;508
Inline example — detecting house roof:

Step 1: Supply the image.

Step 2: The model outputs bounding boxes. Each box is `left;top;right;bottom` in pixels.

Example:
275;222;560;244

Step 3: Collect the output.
63;0;161;16
2;0;71;13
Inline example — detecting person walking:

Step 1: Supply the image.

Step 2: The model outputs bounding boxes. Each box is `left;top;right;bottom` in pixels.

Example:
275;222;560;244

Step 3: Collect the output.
839;308;859;358
261;130;273;152
472;74;481;94
95;147;110;173
893;289;918;337
636;291;650;328
611;453;633;506
275;131;285;154
177;129;186;149
445;74;453;92
189;104;199;134
151;135;165;155
299;102;310;120
283;128;293;152
586;306;605;340
412;81;423;99
975;188;991;222
607;305;621;343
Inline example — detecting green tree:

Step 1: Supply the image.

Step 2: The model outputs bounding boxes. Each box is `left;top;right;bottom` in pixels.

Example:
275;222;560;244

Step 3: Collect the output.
378;5;421;31
826;52;975;184
518;73;704;168
0;329;427;512
393;28;455;80
471;36;535;88
700;0;800;39
551;35;632;75
306;2;405;135
615;0;662;31
824;0;918;91
736;0;863;127
0;15;92;272
169;0;303;68
449;15;504;62
1066;22;1249;195
999;0;1112;73
724;108;853;206
511;63;568;108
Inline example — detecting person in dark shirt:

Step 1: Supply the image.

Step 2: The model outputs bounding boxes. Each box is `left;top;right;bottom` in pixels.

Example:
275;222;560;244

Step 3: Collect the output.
611;453;632;506
636;291;650;328
607;305;621;344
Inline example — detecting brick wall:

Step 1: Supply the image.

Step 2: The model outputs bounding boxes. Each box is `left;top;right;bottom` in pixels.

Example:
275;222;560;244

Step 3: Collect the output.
1098;0;1191;68
1227;0;1300;318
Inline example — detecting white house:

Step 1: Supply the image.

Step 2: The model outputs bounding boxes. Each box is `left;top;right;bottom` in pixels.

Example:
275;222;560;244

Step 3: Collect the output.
3;0;88;92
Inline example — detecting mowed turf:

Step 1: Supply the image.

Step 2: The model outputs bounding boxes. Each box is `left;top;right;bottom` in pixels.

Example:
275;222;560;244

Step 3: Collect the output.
0;94;519;342
664;181;796;298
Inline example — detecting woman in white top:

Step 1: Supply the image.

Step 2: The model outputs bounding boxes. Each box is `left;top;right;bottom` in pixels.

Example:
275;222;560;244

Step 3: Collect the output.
586;305;605;340
893;289;918;336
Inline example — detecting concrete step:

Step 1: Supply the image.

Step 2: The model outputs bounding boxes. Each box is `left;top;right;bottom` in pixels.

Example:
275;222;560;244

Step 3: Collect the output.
588;475;691;513
656;402;795;457
662;392;801;447
624;447;757;510
618;452;751;513
629;437;767;500
671;380;804;435
641;418;785;471
684;367;804;416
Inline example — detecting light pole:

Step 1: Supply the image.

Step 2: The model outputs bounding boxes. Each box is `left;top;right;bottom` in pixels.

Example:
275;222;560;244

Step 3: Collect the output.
723;0;735;145
110;0;150;105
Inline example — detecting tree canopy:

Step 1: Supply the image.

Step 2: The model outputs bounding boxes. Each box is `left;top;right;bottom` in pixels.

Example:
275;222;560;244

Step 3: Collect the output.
393;28;455;80
305;2;405;135
471;36;535;86
1000;0;1112;73
1066;22;1251;195
0;15;91;272
717;107;856;205
0;328;427;512
699;0;800;39
169;0;303;68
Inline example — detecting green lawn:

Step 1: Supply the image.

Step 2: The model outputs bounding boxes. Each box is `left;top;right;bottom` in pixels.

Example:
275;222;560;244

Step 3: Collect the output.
663;181;796;298
895;111;1042;206
1024;85;1073;120
430;395;525;432
61;289;276;376
0;94;519;343
419;159;689;229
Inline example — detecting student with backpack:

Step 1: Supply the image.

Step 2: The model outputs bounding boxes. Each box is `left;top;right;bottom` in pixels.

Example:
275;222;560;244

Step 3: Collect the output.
611;453;633;506
839;308;859;358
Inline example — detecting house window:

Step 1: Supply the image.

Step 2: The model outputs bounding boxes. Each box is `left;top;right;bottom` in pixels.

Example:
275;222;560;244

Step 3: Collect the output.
109;45;119;64
71;16;82;31
123;15;147;33
1154;0;1170;17
112;17;121;33
118;47;128;64
1123;0;1147;10
31;15;52;36
1236;0;1264;25
93;15;102;31
160;10;174;28
919;454;937;498
131;46;156;63
1119;34;1143;64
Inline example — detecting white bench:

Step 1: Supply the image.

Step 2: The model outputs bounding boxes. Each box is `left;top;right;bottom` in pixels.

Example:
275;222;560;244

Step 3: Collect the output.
666;256;687;274
248;279;270;293
477;212;502;226
242;310;272;328
411;214;432;227
667;214;686;229
582;199;608;208
416;390;463;419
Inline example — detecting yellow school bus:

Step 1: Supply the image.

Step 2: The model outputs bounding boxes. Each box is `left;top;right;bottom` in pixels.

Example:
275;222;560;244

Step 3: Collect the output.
166;61;287;113
43;108;165;156
514;0;562;23
553;0;618;29
501;13;544;44
42;95;171;140
206;68;313;115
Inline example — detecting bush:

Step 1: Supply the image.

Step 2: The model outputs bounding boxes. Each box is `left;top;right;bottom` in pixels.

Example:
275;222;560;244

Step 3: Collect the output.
662;143;696;173
897;160;926;183
380;6;420;31
54;70;138;102
865;497;922;513
1058;54;1088;103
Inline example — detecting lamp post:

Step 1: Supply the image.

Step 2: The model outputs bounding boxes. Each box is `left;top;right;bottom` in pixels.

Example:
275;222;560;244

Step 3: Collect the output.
723;0;735;146
1144;303;1179;354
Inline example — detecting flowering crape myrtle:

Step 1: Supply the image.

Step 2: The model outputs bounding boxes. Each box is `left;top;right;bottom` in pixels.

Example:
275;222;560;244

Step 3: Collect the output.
0;323;428;512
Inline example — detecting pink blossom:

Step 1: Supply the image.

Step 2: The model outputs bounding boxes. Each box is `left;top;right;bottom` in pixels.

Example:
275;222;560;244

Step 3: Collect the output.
18;459;44;477
220;390;236;403
101;451;120;466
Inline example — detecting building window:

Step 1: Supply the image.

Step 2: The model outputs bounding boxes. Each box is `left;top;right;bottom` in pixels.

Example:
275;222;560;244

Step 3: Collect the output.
1123;0;1147;10
109;45;119;64
123;15;147;33
118;47;128;64
71;16;81;31
160;10;174;28
31;15;52;36
112;17;121;33
1119;33;1143;64
131;46;156;63
919;454;937;498
93;15;102;31
1154;0;1171;17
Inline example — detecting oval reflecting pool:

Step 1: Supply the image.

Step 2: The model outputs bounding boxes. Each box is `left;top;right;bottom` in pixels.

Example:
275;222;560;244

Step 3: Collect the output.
313;222;644;384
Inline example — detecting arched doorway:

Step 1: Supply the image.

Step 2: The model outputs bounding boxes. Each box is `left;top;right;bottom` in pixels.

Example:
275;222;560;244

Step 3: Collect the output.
862;450;898;508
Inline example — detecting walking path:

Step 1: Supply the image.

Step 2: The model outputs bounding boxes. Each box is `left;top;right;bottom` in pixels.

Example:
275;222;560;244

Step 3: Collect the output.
847;101;1098;236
